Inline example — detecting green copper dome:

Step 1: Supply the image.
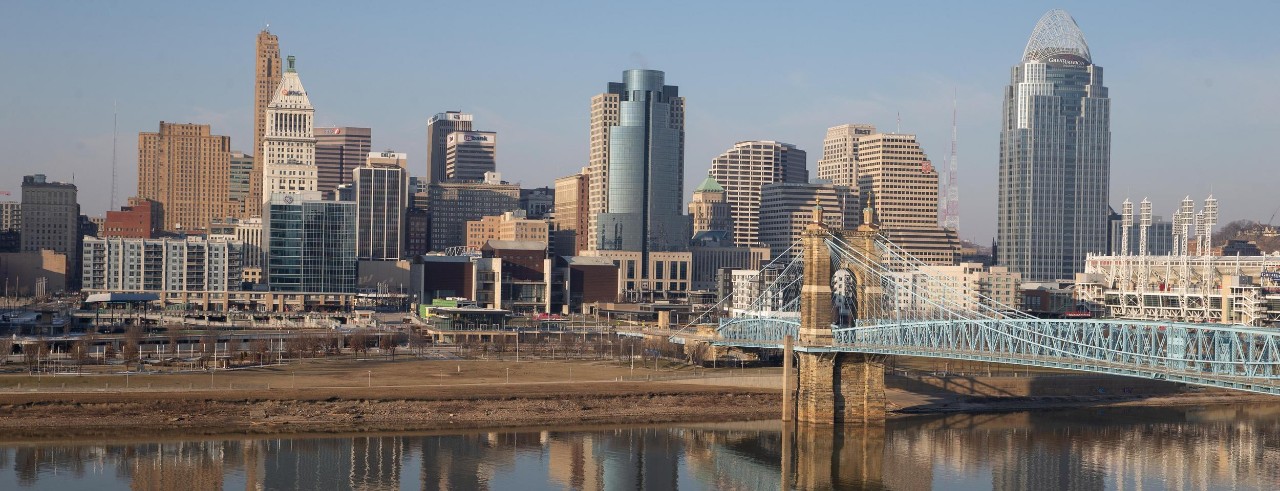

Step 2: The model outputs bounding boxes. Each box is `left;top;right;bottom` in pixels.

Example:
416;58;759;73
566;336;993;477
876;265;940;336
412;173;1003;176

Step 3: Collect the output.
694;177;724;193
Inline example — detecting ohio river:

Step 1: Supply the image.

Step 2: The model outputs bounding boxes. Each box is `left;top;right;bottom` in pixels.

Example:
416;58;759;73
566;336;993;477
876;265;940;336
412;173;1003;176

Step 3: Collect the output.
1;404;1278;490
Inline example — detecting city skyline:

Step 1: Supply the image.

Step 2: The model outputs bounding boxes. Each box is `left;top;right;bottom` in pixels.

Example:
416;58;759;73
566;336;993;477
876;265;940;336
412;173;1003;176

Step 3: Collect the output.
2;2;1278;243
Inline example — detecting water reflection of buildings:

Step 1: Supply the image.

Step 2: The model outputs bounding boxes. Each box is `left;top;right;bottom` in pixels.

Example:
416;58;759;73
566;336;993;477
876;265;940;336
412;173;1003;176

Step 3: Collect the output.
1;405;1278;490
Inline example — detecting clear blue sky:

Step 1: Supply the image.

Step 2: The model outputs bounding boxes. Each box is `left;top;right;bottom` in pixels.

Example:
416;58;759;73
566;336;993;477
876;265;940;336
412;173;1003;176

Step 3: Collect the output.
3;0;1278;242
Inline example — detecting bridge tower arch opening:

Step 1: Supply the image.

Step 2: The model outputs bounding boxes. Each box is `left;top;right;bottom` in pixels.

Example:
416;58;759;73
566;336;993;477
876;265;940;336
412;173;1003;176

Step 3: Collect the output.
794;205;887;425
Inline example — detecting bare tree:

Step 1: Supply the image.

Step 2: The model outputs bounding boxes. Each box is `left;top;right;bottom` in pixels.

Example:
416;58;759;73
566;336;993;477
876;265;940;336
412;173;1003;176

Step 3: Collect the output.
250;338;270;365
378;334;394;359
122;325;143;371
349;332;369;356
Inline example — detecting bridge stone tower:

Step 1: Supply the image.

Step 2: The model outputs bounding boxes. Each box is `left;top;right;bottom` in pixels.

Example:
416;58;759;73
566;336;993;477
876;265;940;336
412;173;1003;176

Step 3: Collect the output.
794;204;887;425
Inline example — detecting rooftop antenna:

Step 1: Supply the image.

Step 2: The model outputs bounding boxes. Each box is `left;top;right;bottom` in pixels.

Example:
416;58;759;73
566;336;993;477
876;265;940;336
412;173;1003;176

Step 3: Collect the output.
110;100;118;212
941;90;960;232
896;112;901;134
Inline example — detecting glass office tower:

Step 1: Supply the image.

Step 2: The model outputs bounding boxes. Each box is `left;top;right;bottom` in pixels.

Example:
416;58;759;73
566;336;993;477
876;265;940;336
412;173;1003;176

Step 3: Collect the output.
997;9;1110;281
596;70;690;277
266;192;356;293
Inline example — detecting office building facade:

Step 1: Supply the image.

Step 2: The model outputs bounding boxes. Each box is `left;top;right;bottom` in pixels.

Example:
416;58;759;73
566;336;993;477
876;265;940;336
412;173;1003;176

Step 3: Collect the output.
249;28;282;219
229;151;254;212
265;192;356;293
707;141;808;248
427;173;521;252
816;124;877;188
466;211;550;250
355;151;408;260
998;9;1111;281
592;69;690;263
425;111;473;184
102;197;161;239
758;182;859;259
261;56;318;198
444;131;497;182
553;170;589;256
315;127;372;199
20;174;80;284
687;177;732;240
137;122;234;233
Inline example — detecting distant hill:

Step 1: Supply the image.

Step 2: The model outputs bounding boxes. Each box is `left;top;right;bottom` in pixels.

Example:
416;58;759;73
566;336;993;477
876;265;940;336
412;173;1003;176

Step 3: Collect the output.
1212;220;1280;253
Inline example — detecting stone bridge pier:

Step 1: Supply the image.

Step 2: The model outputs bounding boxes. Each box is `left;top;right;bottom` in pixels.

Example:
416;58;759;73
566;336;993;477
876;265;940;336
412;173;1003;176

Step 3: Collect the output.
787;205;886;425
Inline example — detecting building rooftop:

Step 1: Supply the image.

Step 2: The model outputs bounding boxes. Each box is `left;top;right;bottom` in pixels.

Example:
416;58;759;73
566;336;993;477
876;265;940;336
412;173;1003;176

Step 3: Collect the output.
483;240;547;251
562;256;617;267
694;176;724;193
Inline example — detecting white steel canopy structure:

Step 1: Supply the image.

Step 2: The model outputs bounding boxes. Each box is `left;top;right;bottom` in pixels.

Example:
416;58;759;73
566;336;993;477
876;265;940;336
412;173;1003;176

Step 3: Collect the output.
1022;9;1092;63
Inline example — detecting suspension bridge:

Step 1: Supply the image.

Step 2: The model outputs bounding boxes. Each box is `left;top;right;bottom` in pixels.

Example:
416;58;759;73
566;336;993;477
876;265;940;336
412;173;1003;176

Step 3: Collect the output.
674;206;1280;424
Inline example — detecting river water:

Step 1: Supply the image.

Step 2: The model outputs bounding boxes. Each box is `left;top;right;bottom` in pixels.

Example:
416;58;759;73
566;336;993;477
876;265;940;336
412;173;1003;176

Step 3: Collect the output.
1;404;1278;490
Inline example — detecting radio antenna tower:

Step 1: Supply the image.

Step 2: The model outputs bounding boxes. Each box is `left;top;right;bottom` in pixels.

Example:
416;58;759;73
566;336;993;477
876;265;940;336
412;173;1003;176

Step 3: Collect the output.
110;100;119;211
940;91;960;232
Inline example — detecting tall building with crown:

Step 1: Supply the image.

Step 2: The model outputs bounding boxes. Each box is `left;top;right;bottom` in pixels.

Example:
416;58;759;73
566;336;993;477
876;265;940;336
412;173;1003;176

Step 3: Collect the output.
259;57;357;293
261;56;317;197
249;28;282;219
998;9;1110;281
687;177;733;240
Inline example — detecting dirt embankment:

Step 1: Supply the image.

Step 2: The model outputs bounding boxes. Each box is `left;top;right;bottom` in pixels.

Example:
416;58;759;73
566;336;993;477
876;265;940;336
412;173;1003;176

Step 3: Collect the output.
0;358;783;440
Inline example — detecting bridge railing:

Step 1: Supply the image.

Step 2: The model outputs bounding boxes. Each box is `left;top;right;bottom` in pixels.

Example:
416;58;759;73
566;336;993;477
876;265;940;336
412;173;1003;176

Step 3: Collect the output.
835;319;1280;380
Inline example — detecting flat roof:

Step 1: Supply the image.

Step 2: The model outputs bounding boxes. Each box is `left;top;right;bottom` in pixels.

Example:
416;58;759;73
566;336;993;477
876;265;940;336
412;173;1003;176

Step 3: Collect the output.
84;293;160;303
433;307;510;314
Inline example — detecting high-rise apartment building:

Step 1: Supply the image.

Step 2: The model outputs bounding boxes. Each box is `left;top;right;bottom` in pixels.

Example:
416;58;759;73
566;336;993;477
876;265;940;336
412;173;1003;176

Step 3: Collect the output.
687;177;732;239
426;111;473;184
590;69;689;267
82;236;243;294
444;131;497;182
708;141;808;248
998;9;1110;281
249;28;282;219
553;170;589;256
315;127;372;199
758;182;858;259
816;124;877;188
261;56;317;198
355;151;408;260
0;201;19;232
137;122;233;233
229;151;253;212
20;174;80;286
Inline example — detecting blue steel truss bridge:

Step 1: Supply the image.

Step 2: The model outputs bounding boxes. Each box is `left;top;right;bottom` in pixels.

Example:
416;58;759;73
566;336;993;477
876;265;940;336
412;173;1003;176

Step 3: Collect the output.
676;229;1280;396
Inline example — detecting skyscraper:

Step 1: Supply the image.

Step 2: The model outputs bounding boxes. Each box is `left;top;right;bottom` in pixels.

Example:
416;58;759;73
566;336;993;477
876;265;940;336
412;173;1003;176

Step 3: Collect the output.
20;174;80;286
553;170;589;256
857;132;960;265
816;124;876;188
707;141;808;248
250;28;282;219
758;182;858;259
591;69;689;263
229;150;254;211
136;122;233;233
355;151;408;260
997;9;1110;281
425;111;473;184
444;131;497;182
315;127;372;200
261;56;317;198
